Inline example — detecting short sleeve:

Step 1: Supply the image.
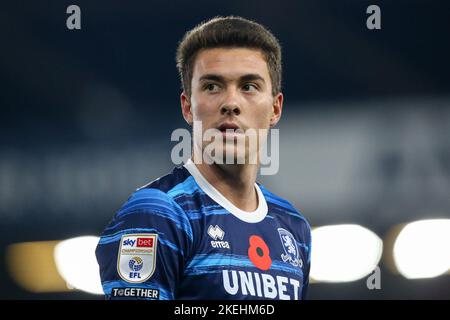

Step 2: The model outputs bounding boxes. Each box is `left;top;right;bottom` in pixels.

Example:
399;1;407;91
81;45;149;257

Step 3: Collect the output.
95;188;193;300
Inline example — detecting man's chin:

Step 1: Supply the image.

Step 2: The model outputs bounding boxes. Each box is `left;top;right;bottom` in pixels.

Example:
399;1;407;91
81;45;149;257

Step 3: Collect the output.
196;142;259;165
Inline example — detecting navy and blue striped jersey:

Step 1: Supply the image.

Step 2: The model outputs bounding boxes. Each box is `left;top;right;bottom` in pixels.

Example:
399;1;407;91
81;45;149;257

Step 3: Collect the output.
95;159;311;300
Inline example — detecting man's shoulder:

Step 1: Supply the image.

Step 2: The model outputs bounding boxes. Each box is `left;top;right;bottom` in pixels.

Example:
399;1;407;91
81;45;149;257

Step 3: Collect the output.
117;165;192;215
136;164;191;194
259;183;310;227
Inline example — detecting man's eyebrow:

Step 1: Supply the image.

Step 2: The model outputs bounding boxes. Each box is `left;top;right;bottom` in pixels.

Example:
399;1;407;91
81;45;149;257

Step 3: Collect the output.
198;74;226;82
198;73;266;83
239;74;266;83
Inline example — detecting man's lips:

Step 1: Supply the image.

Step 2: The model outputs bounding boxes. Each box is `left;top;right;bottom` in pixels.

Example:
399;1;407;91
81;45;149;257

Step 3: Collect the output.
215;122;245;140
217;122;241;132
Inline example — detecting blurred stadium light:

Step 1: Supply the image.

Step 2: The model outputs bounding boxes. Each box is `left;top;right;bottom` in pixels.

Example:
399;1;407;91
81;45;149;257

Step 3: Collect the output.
54;236;103;295
393;219;450;279
7;236;103;295
310;224;383;282
6;241;69;293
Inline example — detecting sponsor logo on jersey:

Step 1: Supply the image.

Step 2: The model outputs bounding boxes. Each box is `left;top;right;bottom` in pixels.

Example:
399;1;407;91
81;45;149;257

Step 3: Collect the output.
220;234;303;299
122;237;154;248
118;234;157;283
208;225;225;240
222;270;301;300
278;228;303;268
208;225;230;249
137;237;153;247
123;239;136;247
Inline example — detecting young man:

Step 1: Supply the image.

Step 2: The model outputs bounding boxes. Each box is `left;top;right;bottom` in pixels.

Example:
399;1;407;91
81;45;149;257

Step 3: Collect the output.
95;16;311;300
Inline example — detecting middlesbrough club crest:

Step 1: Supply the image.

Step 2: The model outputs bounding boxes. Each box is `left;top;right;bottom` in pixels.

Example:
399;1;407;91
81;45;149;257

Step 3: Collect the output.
278;228;303;268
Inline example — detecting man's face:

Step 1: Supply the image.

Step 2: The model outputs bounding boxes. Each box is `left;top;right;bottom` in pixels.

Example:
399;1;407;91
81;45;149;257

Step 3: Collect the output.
181;47;283;164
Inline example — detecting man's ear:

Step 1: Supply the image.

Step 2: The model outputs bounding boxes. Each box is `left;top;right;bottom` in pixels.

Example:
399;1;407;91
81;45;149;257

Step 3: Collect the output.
180;92;193;126
269;92;283;128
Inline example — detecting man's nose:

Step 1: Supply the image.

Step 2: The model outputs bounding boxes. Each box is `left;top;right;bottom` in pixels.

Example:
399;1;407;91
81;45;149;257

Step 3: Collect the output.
220;104;241;116
220;88;241;116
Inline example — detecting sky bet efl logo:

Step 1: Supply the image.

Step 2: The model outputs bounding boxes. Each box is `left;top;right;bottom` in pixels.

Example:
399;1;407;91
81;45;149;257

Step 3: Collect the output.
118;234;158;283
123;237;154;248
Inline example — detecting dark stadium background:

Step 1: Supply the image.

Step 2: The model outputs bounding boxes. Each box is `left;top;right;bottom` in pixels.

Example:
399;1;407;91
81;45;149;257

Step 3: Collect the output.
1;0;449;299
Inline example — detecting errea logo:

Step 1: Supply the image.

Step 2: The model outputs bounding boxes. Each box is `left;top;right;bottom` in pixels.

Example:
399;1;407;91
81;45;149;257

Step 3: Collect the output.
208;225;225;240
207;225;230;249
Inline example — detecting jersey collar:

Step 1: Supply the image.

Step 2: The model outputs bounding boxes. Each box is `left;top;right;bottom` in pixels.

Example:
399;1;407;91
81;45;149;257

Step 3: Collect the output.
183;158;268;223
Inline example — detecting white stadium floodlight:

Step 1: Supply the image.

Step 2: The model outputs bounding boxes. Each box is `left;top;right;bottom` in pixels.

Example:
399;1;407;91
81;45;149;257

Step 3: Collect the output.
310;224;383;282
54;236;104;294
393;219;450;279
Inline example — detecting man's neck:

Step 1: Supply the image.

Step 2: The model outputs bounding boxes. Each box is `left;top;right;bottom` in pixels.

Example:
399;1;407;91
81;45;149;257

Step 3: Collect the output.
192;156;259;212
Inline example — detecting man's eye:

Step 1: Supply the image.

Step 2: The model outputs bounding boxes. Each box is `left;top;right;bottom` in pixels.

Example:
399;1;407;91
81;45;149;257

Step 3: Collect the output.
205;83;219;91
242;84;258;92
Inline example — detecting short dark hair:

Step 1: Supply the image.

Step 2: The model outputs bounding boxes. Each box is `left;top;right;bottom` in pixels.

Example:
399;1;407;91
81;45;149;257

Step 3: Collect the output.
176;16;282;97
